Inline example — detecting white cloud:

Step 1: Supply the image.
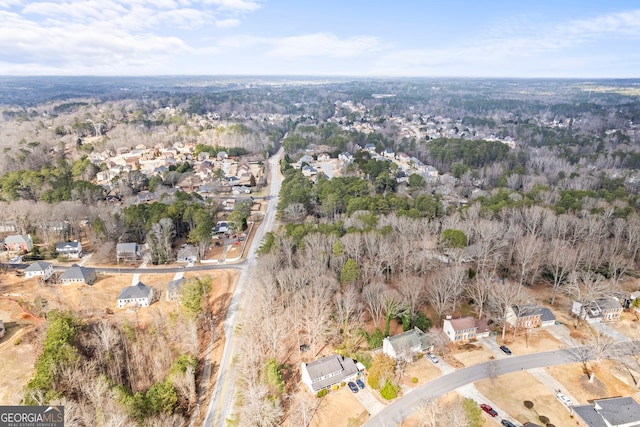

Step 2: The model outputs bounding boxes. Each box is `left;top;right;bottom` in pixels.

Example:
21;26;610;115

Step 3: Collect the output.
202;0;262;12
215;18;240;28
266;33;383;58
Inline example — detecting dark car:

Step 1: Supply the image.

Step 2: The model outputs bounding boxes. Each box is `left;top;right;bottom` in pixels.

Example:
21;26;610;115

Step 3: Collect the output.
480;403;498;417
499;345;512;355
347;381;359;393
356;379;365;389
501;420;516;427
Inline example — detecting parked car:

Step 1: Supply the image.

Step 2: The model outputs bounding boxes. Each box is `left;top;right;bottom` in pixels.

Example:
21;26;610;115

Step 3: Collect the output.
425;352;439;363
499;345;512;355
501;420;516;427
347;381;359;393
356;379;365;389
480;404;498;417
556;392;573;406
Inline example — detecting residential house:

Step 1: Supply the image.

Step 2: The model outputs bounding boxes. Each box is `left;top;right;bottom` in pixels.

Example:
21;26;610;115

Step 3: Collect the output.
300;354;360;394
425;165;439;177
443;316;491;342
214;221;230;234
364;143;376;153
338;152;354;164
116;242;141;263
296;154;314;169
382;148;395;159
232;185;251;195
216;151;228;160
136;191;155;204
0;319;5;338
59;264;96;285
166;278;185;301
117;282;154;309
572;396;640;427
506;305;556;329
302;165;317;177
55;241;83;259
317;153;330;162
397;153;411;163
177;245;198;263
24;261;54;281
382;327;433;361
4;235;33;252
572;297;623;323
409;157;427;172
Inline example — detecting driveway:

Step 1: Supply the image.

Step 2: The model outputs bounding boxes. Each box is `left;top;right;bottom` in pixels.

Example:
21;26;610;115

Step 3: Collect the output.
591;322;632;342
352;386;385;416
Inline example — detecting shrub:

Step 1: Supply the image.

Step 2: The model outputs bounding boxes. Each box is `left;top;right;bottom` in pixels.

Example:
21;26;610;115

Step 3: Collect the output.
379;382;399;400
317;389;328;398
411;377;418;383
332;385;339;391
340;381;346;387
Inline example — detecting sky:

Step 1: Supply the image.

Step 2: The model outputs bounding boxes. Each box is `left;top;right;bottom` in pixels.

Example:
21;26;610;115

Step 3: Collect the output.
0;0;639;77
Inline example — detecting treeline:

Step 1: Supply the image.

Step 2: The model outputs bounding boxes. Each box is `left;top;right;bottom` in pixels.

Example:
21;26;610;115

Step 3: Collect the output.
24;277;211;425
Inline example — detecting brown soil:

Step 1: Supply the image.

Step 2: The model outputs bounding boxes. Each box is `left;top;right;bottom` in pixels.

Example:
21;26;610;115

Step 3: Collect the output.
310;387;368;427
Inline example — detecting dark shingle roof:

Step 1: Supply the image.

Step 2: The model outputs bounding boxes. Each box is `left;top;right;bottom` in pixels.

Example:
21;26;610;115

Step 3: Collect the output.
24;261;52;272
118;282;152;301
303;355;358;392
59;264;96;283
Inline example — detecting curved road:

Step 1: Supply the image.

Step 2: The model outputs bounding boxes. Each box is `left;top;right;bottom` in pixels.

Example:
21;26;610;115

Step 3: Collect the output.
202;147;283;426
364;342;640;427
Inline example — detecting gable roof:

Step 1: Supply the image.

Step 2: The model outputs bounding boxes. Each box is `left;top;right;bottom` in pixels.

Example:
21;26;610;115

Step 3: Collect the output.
303;354;358;391
24;261;52;272
5;235;31;244
385;327;431;353
59;264;96;282
117;282;153;301
448;316;477;331
116;242;139;253
56;241;81;251
573;397;640;427
168;278;185;294
512;305;556;322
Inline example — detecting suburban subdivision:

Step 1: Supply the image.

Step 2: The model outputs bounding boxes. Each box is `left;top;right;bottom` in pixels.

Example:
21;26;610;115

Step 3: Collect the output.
1;77;640;427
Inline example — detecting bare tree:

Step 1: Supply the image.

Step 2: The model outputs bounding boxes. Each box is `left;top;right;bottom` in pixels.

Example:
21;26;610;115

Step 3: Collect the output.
426;268;466;325
362;281;386;328
565;271;614;326
398;276;426;327
466;272;493;319
489;279;531;340
334;285;363;342
297;282;333;357
545;239;579;305
283;202;307;223
513;234;545;286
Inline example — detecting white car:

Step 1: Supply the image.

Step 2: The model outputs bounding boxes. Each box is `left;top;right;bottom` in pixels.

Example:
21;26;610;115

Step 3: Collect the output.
426;352;439;363
556;392;573;406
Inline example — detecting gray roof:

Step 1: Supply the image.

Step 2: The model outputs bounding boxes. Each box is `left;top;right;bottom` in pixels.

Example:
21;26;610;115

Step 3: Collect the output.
116;242;138;253
594;297;622;311
56;241;81;251
303;354;358;392
59;264;96;283
177;246;199;260
386;327;431;353
596;396;640;426
512;306;556;322
5;235;31;244
118;282;153;301
24;261;52;272
168;278;185;294
574;397;640;427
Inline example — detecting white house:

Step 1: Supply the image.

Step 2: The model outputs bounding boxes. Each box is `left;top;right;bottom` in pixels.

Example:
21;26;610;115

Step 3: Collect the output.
572;396;640;427
382;327;433;361
55;241;83;259
339;152;354;164
59;264;96;285
117;282;154;309
116;242;141;263
166;278;185;301
301;354;360;394
572;298;623;323
24;261;54;281
443;316;491;342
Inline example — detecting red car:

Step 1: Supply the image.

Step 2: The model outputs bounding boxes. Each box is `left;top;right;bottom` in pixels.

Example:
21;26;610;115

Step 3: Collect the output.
480;404;498;417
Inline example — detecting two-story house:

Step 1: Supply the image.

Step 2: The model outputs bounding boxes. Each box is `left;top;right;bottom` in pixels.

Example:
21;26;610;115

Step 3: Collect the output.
572;297;623;323
55;241;83;259
117;282;154;309
382;327;433;361
59;264;96;285
24;261;54;281
572;396;640;427
4;235;33;252
443;316;490;342
506;305;556;329
301;354;360;394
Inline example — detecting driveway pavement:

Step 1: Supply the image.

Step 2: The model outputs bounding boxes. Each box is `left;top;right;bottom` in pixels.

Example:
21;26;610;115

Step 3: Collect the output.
591;322;632;342
546;324;581;347
352;386;386;416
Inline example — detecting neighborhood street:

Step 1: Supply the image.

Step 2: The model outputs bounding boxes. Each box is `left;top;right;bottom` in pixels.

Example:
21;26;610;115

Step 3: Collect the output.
202;148;283;427
363;342;640;427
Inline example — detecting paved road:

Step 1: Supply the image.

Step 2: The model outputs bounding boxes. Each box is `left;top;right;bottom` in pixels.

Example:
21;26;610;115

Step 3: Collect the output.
202;147;283;427
363;342;640;427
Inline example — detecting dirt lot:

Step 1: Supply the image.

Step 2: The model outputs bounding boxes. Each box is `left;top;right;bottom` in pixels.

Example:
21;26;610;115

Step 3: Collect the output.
0;267;238;407
476;371;575;427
